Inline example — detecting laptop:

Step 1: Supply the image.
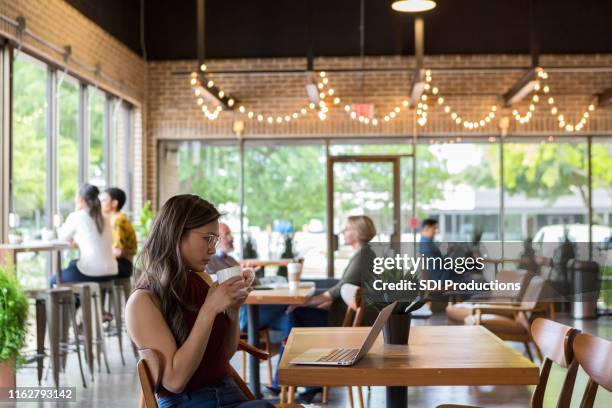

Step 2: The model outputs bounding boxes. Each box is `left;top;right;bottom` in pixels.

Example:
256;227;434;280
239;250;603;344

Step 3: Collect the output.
290;301;397;366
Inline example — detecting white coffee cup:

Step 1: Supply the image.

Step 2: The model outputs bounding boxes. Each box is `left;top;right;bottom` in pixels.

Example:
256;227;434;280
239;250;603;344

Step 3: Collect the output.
287;262;302;290
217;265;255;286
41;228;55;242
217;266;243;284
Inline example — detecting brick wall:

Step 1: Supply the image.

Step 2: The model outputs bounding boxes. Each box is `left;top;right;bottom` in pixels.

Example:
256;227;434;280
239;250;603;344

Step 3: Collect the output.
146;54;612;205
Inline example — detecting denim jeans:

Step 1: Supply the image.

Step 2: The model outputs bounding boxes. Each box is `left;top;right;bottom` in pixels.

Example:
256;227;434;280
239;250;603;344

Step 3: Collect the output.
157;377;274;408
49;259;115;286
239;305;290;337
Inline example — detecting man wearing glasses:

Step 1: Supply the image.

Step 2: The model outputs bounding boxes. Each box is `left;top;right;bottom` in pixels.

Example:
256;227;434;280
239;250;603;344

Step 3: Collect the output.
205;223;290;394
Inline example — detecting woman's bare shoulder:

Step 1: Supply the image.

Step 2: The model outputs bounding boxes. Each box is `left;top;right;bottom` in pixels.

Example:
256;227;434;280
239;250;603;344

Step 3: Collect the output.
127;288;161;312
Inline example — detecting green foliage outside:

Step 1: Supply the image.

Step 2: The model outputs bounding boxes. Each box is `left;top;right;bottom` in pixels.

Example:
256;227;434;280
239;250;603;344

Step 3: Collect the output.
0;264;29;365
462;142;612;209
12;56;48;234
88;89;106;186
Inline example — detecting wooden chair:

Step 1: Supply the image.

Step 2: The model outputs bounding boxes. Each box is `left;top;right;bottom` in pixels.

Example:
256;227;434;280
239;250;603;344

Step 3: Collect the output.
437;317;581;408
446;270;532;323
137;340;302;408
463;275;548;361
573;332;612;408
240;328;278;386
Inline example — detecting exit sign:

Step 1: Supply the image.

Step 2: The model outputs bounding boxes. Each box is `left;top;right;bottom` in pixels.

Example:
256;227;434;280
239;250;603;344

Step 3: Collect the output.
352;103;375;118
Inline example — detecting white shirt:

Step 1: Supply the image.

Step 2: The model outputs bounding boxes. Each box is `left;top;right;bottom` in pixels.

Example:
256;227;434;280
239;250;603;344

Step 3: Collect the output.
58;209;118;277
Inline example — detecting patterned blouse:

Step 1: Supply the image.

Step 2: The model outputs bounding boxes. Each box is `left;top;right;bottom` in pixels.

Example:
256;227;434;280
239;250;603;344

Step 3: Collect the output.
111;212;137;258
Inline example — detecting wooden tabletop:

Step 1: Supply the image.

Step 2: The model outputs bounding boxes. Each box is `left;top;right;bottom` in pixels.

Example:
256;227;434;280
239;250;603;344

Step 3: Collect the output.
240;258;295;267
245;285;315;305
278;325;539;387
0;241;71;252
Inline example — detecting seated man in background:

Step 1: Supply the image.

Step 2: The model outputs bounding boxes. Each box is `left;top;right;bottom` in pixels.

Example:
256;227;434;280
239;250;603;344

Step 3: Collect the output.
205;223;290;343
206;223;290;394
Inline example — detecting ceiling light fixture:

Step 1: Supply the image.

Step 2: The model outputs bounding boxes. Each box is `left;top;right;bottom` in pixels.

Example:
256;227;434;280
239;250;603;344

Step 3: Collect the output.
392;0;436;13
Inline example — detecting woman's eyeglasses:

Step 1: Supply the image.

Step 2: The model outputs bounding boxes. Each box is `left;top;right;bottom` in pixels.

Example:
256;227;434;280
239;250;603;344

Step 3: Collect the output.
199;233;220;248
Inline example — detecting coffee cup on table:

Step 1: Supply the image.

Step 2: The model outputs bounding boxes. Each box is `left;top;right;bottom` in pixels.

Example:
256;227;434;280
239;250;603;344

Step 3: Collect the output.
287;262;302;291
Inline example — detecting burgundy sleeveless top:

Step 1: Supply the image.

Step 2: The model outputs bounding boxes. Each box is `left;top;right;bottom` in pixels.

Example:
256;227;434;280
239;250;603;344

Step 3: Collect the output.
138;272;232;396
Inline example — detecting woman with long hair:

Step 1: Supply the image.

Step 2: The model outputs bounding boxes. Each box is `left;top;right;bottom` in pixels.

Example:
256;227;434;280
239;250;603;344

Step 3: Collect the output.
126;194;272;408
51;183;117;284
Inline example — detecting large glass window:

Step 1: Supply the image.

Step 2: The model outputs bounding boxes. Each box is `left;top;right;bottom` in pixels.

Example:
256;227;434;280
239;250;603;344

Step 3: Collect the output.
415;140;501;242
11;55;49;240
592;138;612;311
158;139;241;222
57;76;80;221
244;143;326;277
11;55;49;288
88;88;106;188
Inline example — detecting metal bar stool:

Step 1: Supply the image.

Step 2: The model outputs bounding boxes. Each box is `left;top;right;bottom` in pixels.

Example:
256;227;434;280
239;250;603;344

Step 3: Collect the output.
87;282;111;375
98;280;125;365
60;282;110;379
31;287;87;388
114;276;138;357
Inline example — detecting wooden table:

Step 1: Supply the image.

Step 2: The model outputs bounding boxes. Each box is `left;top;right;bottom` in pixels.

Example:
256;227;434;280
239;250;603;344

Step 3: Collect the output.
239;258;295;268
279;325;539;408
243;285;315;397
0;241;71;285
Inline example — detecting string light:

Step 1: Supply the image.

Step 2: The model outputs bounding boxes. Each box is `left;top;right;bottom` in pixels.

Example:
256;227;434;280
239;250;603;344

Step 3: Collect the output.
512;68;598;132
424;71;497;129
190;70;336;123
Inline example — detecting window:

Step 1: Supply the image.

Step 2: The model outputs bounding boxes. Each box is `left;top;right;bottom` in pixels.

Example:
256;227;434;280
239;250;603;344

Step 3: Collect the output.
11;54;49;288
416;140;501;242
244;143;326;277
88;88;106;188
11;55;49;239
57;76;80;221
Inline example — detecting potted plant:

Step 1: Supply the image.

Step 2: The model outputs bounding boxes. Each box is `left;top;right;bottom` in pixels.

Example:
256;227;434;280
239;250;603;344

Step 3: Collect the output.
243;235;263;278
277;233;295;279
0;264;29;387
364;257;428;345
135;200;155;245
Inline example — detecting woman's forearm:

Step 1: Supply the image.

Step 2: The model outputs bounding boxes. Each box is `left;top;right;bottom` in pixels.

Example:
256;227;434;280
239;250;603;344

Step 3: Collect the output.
225;314;241;358
163;310;216;393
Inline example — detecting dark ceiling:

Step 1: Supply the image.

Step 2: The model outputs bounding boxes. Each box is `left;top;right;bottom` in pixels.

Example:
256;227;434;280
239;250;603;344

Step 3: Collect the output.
66;0;612;60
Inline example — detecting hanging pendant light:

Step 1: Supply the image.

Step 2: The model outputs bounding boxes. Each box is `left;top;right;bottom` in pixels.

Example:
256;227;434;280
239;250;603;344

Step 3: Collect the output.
391;0;437;13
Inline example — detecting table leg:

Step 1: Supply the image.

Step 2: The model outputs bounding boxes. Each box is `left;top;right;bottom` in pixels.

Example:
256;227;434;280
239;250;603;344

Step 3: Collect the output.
247;304;262;398
386;386;407;408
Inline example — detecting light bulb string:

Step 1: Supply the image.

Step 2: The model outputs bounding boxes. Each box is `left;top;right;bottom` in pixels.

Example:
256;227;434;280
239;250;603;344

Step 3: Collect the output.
511;69;597;132
189;70;337;123
189;67;598;131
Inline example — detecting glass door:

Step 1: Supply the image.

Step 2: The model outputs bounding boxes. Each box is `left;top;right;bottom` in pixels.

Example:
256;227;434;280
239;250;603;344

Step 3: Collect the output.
327;155;401;278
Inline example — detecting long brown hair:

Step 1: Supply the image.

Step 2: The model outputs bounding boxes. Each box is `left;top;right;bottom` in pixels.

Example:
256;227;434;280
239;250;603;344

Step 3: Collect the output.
137;194;221;346
79;183;104;234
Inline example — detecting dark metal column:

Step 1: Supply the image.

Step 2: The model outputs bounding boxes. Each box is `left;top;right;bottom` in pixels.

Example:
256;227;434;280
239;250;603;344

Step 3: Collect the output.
246;304;262;398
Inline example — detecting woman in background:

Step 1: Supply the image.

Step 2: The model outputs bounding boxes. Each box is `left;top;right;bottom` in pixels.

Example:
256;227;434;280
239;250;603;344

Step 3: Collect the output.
51;183;117;285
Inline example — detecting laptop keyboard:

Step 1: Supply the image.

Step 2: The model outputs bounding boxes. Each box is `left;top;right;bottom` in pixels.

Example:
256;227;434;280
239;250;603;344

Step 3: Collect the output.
316;348;360;363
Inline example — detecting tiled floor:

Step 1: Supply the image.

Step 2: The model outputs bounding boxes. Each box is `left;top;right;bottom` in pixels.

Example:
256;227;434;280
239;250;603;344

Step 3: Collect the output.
7;312;612;408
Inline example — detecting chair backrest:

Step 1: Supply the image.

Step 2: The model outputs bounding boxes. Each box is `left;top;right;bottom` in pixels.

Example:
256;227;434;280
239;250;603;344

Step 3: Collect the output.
493;270;530;300
530;318;581;408
573;332;612;408
341;284;363;327
519;275;546;310
137;349;163;408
